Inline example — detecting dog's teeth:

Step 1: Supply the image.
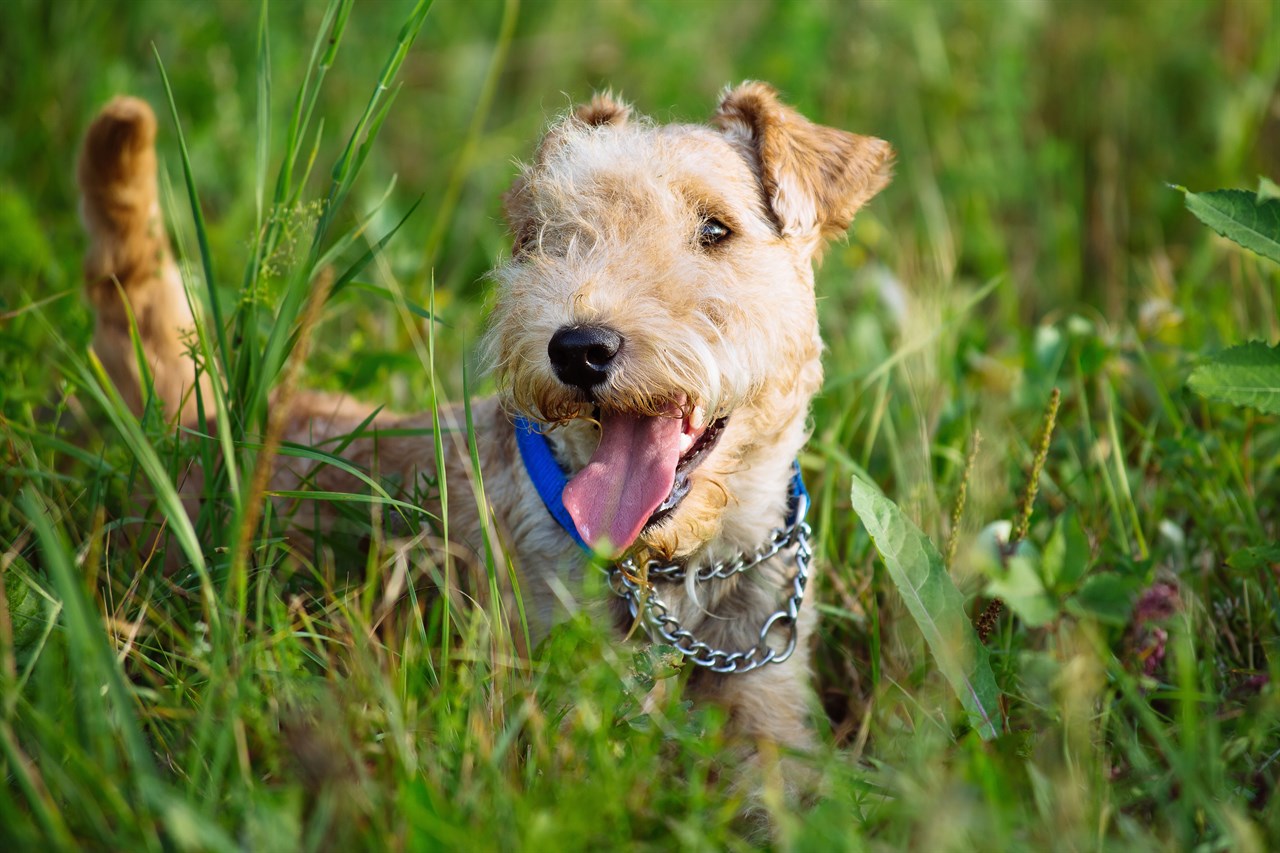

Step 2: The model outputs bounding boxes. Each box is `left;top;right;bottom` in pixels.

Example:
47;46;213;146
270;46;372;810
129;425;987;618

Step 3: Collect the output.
690;406;707;432
678;432;695;455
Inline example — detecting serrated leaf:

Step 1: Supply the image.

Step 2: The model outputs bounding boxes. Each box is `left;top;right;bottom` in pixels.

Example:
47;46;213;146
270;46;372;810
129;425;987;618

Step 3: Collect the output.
849;473;1004;739
1180;187;1280;265
1065;573;1137;626
1187;341;1280;414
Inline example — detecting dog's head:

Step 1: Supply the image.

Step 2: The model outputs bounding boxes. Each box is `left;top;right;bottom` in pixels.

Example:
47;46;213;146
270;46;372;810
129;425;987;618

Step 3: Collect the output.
485;82;892;558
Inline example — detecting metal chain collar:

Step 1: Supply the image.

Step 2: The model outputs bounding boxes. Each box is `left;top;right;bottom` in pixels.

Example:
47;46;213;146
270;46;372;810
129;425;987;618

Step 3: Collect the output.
603;508;812;675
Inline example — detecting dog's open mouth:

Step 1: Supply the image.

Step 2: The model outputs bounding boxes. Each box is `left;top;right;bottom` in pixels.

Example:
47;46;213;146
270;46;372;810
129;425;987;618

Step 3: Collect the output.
560;402;727;556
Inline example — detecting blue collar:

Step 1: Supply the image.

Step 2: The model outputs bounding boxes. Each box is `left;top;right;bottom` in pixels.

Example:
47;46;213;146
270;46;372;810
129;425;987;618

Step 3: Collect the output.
513;415;808;554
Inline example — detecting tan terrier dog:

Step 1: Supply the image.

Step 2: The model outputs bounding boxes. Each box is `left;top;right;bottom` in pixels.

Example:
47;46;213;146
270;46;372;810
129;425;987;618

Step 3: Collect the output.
79;84;892;756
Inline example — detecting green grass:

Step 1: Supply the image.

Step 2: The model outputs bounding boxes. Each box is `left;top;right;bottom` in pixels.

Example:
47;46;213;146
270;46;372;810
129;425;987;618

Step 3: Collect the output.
3;0;1280;848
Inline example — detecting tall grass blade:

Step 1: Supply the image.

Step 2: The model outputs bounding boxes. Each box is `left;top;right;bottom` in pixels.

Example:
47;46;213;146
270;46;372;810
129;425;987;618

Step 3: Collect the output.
328;195;424;299
318;0;433;242
21;489;161;849
253;0;271;239
153;50;229;379
77;349;220;633
463;358;531;656
250;0;431;431
274;0;348;212
155;76;242;507
420;0;518;273
0;721;75;847
426;278;452;677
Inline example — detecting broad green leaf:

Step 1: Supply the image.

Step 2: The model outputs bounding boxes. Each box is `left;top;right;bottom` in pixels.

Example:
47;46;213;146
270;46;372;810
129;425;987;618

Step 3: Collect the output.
1226;544;1280;572
1187;341;1280;415
1179;187;1280;265
1041;509;1091;591
849;473;1004;739
1066;573;1137;626
987;553;1058;627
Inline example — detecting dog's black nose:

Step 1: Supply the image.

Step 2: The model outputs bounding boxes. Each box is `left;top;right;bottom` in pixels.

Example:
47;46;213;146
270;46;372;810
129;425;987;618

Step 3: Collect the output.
548;325;624;390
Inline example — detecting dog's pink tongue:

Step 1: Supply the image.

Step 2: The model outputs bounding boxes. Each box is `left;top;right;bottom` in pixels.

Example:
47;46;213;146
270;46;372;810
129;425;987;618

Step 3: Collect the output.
562;411;683;555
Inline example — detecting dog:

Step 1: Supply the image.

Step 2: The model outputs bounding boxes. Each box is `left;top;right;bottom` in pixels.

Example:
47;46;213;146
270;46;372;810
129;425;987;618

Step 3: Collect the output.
79;83;892;759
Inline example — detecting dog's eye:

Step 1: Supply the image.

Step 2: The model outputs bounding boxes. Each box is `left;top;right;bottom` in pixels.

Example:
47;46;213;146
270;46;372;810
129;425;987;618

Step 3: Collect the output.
697;217;731;248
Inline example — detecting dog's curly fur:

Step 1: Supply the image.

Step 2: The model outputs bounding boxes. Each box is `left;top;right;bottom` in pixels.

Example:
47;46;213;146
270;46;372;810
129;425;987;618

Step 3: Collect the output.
79;84;891;762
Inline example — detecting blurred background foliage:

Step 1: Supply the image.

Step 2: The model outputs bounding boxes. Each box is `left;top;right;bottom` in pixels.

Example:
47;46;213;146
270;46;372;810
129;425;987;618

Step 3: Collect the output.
4;0;1277;361
3;0;1280;848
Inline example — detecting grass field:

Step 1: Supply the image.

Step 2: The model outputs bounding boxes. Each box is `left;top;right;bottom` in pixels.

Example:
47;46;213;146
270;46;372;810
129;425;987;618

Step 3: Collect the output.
2;0;1280;848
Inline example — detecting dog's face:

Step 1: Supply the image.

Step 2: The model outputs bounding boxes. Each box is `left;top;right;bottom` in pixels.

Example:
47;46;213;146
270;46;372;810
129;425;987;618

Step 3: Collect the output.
486;83;892;558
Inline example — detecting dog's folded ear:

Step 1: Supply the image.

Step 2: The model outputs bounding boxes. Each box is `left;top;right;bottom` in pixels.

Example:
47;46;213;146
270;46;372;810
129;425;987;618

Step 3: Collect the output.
714;81;893;243
540;91;632;160
573;91;631;128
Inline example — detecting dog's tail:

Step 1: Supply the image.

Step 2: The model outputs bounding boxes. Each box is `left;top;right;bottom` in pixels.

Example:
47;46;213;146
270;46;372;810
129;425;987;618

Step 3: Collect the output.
78;96;209;425
79;97;170;306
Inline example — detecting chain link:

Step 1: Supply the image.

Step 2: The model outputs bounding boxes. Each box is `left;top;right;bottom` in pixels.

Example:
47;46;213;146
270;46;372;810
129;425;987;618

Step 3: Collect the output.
603;517;812;675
